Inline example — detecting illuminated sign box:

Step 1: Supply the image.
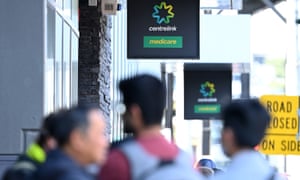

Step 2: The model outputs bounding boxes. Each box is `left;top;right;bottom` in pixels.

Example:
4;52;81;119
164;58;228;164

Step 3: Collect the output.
184;64;232;119
127;0;200;59
199;15;251;63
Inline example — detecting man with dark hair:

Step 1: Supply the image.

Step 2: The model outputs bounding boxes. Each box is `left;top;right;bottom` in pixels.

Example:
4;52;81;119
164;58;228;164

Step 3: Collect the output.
35;104;108;180
99;74;202;180
211;99;283;180
2;110;63;180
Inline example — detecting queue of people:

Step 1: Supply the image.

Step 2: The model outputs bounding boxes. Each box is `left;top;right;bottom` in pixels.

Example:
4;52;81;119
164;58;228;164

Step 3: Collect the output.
2;74;284;180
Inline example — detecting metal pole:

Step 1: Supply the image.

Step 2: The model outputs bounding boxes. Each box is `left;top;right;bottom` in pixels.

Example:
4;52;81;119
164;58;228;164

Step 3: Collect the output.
202;120;210;155
166;73;174;141
161;62;167;127
241;73;250;99
241;63;250;99
261;0;286;23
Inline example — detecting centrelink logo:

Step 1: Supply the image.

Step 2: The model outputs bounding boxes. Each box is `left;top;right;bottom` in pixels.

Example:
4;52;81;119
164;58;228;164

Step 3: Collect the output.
200;81;215;97
148;1;177;32
198;81;217;102
152;2;174;25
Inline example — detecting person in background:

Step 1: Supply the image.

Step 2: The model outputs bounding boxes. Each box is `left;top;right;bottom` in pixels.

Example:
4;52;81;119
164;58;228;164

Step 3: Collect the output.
210;99;283;180
198;159;216;170
35;104;108;180
197;158;223;175
2;110;64;180
98;74;203;180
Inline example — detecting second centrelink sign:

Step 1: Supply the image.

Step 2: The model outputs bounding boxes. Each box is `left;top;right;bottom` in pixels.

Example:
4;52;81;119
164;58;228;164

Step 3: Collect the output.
184;64;232;119
127;0;200;59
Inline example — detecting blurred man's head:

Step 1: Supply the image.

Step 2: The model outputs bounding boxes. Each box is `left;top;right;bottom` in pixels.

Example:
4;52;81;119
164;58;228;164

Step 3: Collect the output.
118;74;166;134
53;104;108;165
221;99;271;157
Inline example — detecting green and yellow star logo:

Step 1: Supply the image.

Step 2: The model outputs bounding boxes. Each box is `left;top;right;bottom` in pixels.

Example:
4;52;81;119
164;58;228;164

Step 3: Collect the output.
152;2;175;24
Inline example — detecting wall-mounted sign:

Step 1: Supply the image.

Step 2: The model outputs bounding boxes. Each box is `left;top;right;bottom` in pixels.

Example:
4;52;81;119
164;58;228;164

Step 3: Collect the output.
127;0;200;59
259;95;300;155
184;64;232;119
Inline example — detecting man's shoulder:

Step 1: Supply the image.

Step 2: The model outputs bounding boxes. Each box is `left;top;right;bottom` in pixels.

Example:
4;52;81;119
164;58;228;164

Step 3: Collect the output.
99;143;131;180
36;149;91;179
110;137;135;150
107;137;137;162
36;166;92;180
42;150;71;167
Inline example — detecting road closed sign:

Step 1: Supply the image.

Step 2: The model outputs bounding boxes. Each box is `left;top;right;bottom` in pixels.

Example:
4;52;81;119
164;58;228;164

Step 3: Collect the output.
260;95;299;135
260;135;300;155
259;95;300;155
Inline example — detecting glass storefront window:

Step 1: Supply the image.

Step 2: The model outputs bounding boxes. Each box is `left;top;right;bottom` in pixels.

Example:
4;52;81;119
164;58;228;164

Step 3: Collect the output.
55;14;63;109
56;0;63;8
45;7;56;114
63;0;71;18
62;24;71;107
71;32;78;105
71;0;78;29
46;0;78;111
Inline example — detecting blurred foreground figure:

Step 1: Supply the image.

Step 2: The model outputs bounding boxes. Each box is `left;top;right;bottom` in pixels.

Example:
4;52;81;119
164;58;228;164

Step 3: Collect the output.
211;99;284;180
36;104;108;180
2;110;62;180
98;74;203;180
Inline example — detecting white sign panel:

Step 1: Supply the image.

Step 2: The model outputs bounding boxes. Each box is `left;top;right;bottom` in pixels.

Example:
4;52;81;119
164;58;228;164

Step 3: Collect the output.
200;0;242;10
200;15;251;63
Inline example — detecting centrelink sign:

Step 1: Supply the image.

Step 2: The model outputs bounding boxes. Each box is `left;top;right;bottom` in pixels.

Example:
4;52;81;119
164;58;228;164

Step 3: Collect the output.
184;64;232;120
127;0;199;59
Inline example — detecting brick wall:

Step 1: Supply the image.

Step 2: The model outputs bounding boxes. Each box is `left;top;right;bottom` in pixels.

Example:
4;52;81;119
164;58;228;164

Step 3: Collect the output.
79;0;111;131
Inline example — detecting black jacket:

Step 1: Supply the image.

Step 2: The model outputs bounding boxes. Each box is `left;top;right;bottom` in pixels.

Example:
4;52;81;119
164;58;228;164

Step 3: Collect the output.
35;149;93;180
2;154;39;180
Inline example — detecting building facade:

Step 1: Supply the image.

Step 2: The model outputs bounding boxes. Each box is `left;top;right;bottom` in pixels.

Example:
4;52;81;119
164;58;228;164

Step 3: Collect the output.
0;0;79;175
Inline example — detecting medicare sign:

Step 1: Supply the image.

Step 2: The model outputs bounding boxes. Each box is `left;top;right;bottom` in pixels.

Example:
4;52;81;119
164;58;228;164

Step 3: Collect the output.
127;0;200;59
259;95;300;155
